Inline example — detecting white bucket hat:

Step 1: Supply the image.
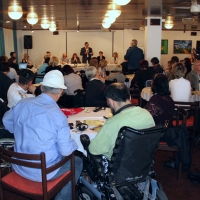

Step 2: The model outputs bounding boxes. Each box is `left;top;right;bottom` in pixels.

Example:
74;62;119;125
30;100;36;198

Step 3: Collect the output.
40;70;67;89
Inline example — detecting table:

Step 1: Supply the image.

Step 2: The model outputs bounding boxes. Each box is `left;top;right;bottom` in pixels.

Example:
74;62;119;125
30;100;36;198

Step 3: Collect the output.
141;87;200;102
106;64;118;71
68;107;111;155
68;64;86;72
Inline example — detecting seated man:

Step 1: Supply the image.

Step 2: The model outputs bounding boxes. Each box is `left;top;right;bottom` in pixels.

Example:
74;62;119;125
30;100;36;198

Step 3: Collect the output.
89;83;155;160
7;69;36;108
0;62;13;102
150;57;164;73
85;66;107;107
130;60;155;90
3;70;82;200
186;60;200;90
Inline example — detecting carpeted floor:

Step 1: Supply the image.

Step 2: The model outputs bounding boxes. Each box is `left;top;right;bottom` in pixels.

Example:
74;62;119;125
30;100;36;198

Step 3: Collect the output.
2;143;200;200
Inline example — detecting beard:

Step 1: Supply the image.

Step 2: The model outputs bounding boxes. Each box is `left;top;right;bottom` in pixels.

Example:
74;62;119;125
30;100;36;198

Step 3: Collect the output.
110;105;116;115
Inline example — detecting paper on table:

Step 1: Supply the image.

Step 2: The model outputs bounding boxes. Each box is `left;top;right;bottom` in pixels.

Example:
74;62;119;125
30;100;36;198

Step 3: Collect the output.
84;120;105;126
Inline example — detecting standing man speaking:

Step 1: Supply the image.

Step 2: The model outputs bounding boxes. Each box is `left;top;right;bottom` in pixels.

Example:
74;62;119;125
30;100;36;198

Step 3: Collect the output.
80;42;93;63
124;39;144;73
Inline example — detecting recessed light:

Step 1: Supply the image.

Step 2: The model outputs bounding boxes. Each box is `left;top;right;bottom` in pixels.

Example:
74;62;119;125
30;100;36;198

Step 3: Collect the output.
24;26;26;28
6;21;10;23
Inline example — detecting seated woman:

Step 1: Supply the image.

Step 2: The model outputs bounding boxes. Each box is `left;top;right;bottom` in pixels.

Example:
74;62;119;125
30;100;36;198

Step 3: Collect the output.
85;66;107;107
98;59;107;79
169;62;191;102
60;53;69;65
165;60;175;82
45;56;63;74
71;53;81;64
35;56;50;83
22;53;33;68
184;57;192;77
97;51;105;63
107;65;126;83
110;52;120;64
145;74;174;126
63;65;83;95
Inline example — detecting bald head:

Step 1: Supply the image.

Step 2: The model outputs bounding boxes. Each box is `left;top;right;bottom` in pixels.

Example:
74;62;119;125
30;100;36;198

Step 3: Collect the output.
193;60;200;74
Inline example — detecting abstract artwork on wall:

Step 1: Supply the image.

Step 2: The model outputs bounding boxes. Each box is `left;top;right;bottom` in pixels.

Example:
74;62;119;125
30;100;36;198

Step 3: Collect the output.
173;40;192;54
161;39;168;54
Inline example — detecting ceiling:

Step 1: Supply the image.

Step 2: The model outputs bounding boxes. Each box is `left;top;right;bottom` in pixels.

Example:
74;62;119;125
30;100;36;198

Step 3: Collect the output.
0;0;199;31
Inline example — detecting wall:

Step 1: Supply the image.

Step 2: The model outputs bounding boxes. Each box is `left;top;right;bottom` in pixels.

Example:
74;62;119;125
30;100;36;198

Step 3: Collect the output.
16;29;199;68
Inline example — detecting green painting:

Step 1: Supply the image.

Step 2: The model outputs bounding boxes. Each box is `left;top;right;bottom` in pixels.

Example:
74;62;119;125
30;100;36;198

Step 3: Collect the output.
161;39;168;54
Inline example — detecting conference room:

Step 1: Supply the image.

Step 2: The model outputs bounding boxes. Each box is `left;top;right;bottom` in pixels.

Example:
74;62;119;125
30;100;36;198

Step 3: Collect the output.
0;0;200;200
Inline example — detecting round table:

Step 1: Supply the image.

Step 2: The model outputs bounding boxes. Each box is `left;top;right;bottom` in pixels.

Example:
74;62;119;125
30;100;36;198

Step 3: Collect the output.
141;87;200;102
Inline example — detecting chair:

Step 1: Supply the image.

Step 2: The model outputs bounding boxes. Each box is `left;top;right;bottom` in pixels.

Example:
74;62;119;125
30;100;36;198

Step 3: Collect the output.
130;88;141;106
80;125;166;199
145;79;152;87
173;101;199;139
105;79;117;86
0;148;75;200
157;107;188;181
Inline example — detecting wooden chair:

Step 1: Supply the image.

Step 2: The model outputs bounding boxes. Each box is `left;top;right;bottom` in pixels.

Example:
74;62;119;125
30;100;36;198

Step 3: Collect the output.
0;147;75;200
157;107;188;181
130;88;141;106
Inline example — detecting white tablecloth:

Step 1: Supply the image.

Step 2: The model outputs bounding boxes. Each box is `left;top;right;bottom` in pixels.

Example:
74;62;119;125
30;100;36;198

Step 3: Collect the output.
141;87;200;102
68;107;111;155
106;64;118;71
69;64;86;72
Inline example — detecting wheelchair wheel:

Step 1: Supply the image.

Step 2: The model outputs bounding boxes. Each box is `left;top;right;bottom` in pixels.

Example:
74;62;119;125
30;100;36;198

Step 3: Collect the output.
80;187;95;200
156;189;168;200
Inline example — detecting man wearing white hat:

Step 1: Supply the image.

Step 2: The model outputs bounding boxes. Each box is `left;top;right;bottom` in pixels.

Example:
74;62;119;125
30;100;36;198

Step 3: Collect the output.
3;70;82;200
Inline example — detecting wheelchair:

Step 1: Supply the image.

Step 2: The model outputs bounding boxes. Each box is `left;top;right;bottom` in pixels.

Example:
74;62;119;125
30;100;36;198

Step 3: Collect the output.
78;125;168;200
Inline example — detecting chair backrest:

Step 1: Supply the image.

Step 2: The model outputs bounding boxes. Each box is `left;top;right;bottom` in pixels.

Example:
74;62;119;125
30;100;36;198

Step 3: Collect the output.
109;125;164;186
173;107;188;127
105;79;117;86
0;147;74;198
173;101;199;132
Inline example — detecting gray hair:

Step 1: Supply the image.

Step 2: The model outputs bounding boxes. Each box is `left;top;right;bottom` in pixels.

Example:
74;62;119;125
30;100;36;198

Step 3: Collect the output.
132;39;138;46
85;66;97;80
41;85;62;94
172;62;186;78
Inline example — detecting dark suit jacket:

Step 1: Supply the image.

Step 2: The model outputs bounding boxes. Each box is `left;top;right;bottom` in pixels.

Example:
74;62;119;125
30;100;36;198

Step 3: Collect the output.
124;46;144;70
97;56;105;63
85;79;107;107
80;47;93;63
130;67;155;89
0;72;13;102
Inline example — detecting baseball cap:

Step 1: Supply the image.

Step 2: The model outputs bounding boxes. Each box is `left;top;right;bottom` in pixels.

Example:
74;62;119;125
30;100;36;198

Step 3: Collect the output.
40;70;67;89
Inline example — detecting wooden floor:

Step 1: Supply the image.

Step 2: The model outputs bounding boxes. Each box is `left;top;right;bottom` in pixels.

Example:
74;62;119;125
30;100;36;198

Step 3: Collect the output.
2;143;200;200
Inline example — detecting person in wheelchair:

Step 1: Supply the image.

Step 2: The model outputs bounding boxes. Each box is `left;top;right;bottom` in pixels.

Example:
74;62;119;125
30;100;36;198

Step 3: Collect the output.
88;82;155;161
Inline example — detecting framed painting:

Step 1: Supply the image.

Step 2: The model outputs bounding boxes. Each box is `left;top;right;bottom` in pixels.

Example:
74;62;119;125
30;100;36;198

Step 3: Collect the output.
161;39;168;54
173;40;192;54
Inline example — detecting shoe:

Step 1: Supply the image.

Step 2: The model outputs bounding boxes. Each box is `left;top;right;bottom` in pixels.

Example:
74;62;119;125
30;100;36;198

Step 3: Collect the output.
163;159;176;169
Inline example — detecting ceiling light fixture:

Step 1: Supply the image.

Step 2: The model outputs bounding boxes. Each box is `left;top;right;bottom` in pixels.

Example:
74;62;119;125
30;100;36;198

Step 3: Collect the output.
27;12;38;25
8;3;23;20
164;16;174;29
107;4;121;18
102;22;111;29
182;17;194;25
49;21;56;32
41;19;50;29
103;16;116;24
113;0;131;6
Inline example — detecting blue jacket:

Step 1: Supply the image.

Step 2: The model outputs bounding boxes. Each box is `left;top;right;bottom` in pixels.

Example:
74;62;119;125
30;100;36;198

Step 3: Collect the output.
124;46;144;70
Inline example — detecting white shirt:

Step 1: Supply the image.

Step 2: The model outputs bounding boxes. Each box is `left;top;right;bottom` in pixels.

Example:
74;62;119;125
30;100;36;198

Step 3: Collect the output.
7;83;35;108
169;77;191;102
7;67;19;82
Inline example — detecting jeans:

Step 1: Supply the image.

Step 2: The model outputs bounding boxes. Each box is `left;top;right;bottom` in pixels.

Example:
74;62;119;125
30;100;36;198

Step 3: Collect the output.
51;156;83;200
